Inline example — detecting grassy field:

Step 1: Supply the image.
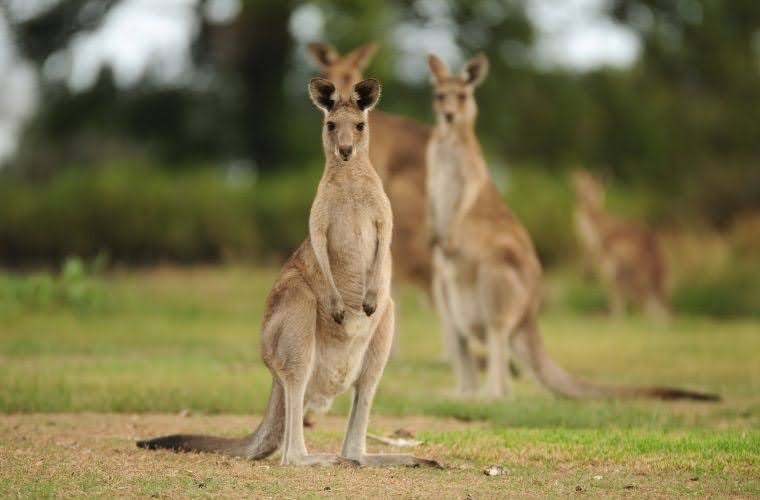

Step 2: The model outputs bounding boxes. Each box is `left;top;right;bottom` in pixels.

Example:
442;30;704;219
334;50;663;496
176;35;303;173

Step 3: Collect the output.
0;266;758;497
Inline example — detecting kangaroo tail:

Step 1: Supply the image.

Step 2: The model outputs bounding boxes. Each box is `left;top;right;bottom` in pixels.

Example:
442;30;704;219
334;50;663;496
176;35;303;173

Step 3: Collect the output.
136;379;286;458
511;321;720;402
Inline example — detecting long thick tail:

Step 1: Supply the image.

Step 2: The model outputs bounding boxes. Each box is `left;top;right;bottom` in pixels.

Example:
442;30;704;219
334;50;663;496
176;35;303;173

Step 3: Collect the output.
510;321;720;402
136;379;286;458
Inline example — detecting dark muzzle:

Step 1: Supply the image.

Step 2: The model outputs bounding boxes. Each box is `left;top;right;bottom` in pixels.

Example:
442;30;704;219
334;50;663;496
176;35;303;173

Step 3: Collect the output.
339;146;353;161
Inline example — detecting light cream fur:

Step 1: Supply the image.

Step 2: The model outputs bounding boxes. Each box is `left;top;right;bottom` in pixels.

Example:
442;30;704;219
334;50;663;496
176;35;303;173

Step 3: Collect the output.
308;42;433;294
426;53;539;398
424;54;715;402
136;78;439;466
572;170;670;320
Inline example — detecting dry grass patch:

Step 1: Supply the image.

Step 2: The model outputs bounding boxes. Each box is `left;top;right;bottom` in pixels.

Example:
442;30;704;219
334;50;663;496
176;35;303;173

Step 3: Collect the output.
1;414;757;498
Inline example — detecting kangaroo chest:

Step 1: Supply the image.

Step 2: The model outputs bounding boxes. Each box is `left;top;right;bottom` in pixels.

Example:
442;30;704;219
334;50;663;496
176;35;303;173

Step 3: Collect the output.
327;191;384;307
427;139;467;240
428;137;487;335
575;207;605;256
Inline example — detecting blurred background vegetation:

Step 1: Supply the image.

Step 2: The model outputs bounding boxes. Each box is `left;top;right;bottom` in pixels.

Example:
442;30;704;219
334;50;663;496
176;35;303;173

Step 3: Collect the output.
0;0;758;316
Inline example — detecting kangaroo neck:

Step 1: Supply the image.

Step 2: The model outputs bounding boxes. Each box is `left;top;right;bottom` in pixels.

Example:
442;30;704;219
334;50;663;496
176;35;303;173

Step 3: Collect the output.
428;121;488;239
431;121;489;189
322;151;375;183
576;200;613;250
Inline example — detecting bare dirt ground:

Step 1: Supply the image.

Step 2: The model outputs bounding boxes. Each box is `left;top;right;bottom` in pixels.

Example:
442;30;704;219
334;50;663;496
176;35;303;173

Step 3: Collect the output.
2;413;753;498
1;413;480;499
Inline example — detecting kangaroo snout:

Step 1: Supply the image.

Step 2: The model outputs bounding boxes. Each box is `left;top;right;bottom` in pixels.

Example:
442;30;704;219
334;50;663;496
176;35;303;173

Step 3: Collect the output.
338;145;353;161
444;113;454;123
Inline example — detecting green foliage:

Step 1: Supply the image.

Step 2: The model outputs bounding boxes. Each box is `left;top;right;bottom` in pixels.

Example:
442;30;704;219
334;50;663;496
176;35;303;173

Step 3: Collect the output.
672;262;760;318
547;265;760;319
7;0;759;224
2;162;757;316
0;163;318;265
0;256;110;314
0;267;756;439
499;166;576;266
503;167;760;317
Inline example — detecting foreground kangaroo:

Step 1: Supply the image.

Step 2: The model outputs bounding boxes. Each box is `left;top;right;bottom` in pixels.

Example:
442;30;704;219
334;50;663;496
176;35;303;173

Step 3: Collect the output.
426;53;717;401
572;170;670;319
137;78;438;467
308;42;432;294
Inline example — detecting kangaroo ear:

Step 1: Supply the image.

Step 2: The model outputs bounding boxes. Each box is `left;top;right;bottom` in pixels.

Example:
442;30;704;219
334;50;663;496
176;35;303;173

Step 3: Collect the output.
309;78;337;112
353;78;381;111
308;42;339;69
346;42;378;70
427;54;450;83
462;53;489;87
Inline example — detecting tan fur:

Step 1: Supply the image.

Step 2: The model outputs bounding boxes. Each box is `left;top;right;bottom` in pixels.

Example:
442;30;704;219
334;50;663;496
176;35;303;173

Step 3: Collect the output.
137;78;439;466
308;42;432;293
425;54;717;402
572;170;670;319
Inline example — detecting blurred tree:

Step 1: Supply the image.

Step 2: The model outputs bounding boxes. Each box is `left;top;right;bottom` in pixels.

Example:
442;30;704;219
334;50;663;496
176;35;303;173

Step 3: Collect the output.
606;0;760;223
2;0;758;225
193;0;295;167
6;0;297;176
7;0;120;61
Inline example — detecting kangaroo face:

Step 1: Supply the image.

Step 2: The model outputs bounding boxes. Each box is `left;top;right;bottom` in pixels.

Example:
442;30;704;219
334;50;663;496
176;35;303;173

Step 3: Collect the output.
432;79;474;126
308;42;378;97
309;78;381;162
572;170;605;207
427;53;489;128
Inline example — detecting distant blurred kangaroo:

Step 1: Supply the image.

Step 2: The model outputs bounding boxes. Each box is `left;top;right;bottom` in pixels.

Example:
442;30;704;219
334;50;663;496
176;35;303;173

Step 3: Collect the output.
137;77;438;467
308;42;432;294
572;169;670;319
426;53;717;401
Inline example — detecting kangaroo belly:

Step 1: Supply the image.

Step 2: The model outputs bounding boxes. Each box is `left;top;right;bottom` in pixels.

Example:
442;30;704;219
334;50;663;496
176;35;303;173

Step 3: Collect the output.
327;211;377;308
436;251;484;336
305;330;374;411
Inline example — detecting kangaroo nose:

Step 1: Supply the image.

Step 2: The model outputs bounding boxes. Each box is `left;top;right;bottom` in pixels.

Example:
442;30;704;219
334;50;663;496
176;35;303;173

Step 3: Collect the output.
445;113;454;123
339;146;353;161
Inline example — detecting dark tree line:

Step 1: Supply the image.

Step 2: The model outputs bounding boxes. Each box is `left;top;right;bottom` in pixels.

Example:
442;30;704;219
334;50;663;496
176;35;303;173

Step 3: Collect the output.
3;0;759;224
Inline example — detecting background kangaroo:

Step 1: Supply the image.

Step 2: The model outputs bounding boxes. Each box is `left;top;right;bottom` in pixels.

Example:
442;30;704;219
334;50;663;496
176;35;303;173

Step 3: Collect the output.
426;53;717;401
308;42;432;295
137;77;437;467
572;169;670;319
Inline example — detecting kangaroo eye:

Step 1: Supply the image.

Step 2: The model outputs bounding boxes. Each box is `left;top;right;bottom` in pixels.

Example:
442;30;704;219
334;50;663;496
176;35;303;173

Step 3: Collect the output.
356;122;365;131
436;93;445;101
326;121;335;131
458;93;466;102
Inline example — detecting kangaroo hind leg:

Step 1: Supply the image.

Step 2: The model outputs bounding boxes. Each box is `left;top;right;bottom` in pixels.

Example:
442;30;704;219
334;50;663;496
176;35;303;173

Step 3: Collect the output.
341;301;440;467
478;264;529;400
265;281;342;466
433;251;478;395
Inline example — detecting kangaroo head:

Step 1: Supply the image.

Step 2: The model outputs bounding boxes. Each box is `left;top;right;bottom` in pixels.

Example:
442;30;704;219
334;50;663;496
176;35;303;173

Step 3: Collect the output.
308;42;378;95
427;53;489;128
309;77;381;162
572;169;605;207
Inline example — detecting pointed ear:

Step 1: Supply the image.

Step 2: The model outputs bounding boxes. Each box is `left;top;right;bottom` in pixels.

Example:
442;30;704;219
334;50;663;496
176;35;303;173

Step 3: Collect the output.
346;42;378;70
462;53;489;87
427;54;450;82
308;42;339;69
353;78;381;111
308;78;337;112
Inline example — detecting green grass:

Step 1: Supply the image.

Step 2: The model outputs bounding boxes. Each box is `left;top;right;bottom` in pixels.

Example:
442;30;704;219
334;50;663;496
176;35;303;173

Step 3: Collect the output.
0;266;758;497
1;267;756;420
